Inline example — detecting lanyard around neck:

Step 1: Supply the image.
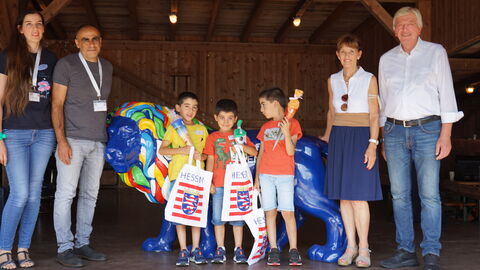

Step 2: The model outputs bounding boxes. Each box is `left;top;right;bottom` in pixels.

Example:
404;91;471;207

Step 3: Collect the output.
31;48;42;88
78;52;103;98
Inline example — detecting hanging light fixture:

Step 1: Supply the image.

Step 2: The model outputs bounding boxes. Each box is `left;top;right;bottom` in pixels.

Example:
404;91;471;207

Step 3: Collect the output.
466;86;475;94
292;16;301;27
169;12;178;24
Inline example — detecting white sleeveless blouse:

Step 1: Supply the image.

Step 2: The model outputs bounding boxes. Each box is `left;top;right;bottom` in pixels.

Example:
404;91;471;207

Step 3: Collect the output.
331;67;373;113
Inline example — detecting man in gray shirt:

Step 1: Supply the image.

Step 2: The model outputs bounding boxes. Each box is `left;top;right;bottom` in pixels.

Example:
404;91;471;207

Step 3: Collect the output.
52;25;112;268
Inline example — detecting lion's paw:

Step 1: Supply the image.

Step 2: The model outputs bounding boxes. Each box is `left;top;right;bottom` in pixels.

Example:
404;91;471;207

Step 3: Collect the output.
142;237;172;252
308;244;345;263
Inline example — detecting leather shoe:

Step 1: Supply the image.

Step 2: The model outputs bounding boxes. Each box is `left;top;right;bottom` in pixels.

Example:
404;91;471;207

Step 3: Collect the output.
380;249;419;268
74;245;107;261
57;249;85;268
423;254;440;270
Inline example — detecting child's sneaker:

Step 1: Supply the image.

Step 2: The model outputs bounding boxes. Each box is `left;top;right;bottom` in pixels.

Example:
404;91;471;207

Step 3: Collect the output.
190;248;208;265
233;247;247;264
289;248;303;266
176;249;190;267
212;247;226;264
267;248;281;266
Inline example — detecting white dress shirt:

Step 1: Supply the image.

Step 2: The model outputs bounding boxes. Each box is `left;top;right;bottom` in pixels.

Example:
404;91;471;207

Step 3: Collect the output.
378;38;463;126
331;67;373;113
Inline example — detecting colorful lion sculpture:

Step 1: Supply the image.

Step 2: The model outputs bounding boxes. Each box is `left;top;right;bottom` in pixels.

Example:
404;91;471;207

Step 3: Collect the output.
105;102;346;262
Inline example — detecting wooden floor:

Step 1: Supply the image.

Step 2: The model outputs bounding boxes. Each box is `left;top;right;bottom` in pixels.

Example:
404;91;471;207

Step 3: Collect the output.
20;187;480;269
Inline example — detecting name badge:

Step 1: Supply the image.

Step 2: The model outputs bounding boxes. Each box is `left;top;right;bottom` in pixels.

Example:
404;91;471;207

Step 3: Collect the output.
195;130;204;135
29;92;40;102
93;100;107;112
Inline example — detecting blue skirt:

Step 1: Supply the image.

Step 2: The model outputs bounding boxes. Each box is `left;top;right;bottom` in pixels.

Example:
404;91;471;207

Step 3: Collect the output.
325;126;383;201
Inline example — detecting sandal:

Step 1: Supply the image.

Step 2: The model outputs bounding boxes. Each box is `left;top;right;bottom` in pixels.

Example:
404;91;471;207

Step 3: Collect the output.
0;252;16;269
355;248;371;268
16;251;34;268
337;246;358;266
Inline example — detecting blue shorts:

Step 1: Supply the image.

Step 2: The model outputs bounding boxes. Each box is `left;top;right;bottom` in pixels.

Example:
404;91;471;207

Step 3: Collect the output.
211;187;244;227
259;174;295;212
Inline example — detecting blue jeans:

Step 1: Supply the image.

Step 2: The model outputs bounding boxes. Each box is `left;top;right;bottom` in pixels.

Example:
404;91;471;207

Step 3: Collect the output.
0;129;55;250
211;187;244;226
53;138;105;253
384;120;442;256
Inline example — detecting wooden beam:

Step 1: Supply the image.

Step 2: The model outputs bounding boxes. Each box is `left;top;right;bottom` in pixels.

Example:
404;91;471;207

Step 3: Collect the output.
81;0;101;31
448;35;480;56
112;64;216;127
127;0;139;40
309;1;355;43
416;0;431;41
360;0;394;37
168;0;178;41
241;0;268;42
205;0;224;41
34;0;67;39
49;39;335;54
275;0;314;43
41;0;72;24
449;58;480;73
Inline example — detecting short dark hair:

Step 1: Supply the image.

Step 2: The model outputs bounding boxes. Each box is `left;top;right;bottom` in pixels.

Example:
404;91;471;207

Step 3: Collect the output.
177;91;199;105
258;87;287;108
336;33;361;51
215;99;238;116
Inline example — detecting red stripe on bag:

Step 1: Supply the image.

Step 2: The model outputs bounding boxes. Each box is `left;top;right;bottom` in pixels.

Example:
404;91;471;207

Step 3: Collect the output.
172;212;201;221
173;205;203;214
179;182;204;191
231;180;252;186
228;210;252;215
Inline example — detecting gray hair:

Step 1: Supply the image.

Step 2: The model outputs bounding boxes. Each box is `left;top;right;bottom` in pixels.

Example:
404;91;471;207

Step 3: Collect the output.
393;7;423;30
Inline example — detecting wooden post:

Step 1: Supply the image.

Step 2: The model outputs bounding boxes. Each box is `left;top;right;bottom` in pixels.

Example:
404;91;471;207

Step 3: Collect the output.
417;0;431;41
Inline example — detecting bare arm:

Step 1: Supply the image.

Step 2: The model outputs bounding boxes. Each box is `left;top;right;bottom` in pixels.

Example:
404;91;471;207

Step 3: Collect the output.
158;140;191;156
320;78;335;142
365;76;380;170
242;144;258;156
280;117;297;156
206;155;216;193
436;123;452;160
254;142;264;190
0;74;7;165
51;82;72;165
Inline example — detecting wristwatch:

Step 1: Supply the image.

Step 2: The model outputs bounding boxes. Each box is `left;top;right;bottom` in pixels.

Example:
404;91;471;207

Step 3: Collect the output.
368;139;379;145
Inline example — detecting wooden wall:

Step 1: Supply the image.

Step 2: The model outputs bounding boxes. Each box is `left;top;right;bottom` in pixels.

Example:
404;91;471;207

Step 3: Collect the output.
432;0;480;52
49;41;337;135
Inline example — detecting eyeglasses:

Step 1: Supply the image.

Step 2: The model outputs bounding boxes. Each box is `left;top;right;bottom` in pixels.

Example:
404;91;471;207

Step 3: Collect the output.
340;94;348;111
78;36;101;44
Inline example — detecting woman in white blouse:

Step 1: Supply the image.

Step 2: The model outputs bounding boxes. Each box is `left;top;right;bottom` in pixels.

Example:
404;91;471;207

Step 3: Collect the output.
321;34;382;268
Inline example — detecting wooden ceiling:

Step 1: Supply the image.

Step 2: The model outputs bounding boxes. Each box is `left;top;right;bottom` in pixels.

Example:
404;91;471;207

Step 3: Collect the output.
29;0;416;44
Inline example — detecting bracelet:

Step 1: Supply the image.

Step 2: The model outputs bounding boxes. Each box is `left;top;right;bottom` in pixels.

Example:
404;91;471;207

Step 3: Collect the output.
0;132;6;140
368;138;379;145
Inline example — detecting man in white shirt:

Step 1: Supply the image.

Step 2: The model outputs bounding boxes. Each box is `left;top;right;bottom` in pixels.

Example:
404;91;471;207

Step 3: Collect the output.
378;7;463;270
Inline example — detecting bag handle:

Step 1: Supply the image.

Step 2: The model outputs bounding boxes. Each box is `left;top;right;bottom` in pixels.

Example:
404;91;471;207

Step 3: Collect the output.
232;144;248;167
251;189;262;210
187;146;201;167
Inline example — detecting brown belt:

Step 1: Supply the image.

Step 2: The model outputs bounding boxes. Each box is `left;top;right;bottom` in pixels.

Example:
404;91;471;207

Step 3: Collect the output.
386;115;440;127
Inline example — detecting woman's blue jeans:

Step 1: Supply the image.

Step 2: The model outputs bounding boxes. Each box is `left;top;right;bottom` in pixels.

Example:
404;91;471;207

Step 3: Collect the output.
0;129;55;250
384;120;442;256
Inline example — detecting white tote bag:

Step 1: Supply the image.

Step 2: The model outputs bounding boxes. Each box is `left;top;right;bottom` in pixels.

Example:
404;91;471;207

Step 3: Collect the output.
244;190;269;265
165;147;213;228
221;144;254;221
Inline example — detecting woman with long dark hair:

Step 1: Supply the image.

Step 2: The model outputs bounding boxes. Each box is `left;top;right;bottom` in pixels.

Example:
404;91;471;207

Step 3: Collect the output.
0;10;57;269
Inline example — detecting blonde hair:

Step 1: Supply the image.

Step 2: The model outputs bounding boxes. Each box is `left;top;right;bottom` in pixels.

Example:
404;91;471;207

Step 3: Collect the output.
393;7;423;30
